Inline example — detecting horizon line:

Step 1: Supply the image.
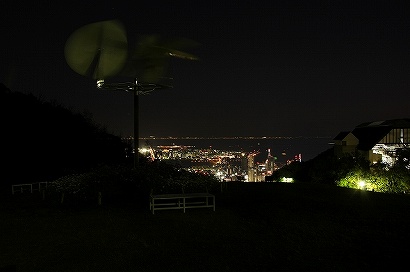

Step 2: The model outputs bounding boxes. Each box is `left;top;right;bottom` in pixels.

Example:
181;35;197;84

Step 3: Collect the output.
122;136;333;140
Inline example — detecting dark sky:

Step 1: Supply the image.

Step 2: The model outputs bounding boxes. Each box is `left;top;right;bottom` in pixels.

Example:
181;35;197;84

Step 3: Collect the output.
2;0;410;138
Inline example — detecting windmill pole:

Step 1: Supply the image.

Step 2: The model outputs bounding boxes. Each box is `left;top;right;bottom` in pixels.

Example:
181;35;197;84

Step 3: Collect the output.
134;88;139;168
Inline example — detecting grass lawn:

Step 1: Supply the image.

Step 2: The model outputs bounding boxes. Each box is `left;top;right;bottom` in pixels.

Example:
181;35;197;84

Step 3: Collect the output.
1;182;410;271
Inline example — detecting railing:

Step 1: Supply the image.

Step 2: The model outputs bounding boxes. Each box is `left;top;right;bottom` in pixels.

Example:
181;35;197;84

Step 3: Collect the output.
11;182;48;194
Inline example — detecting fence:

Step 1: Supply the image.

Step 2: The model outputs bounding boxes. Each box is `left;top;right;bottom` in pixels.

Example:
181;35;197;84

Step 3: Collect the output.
11;182;48;194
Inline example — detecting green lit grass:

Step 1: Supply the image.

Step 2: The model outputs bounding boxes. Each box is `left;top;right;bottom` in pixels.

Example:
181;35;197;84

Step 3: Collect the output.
1;182;410;271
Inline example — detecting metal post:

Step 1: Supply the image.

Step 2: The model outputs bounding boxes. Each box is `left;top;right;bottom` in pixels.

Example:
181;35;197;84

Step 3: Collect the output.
134;91;139;168
183;197;186;213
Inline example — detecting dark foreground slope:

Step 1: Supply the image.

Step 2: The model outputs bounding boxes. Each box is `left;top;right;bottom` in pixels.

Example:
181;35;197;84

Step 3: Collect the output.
0;84;130;188
1;182;410;272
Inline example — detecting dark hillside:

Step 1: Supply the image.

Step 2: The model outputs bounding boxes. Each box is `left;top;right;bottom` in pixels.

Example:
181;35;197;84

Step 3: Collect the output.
0;83;130;187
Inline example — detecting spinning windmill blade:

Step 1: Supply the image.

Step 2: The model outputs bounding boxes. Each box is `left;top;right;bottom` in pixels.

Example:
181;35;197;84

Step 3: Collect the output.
160;37;200;60
121;34;199;84
63;20;200;167
64;20;128;80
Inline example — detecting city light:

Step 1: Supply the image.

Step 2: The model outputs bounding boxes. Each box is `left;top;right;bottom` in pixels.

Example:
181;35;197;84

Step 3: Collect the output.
281;177;294;183
358;180;366;190
134;142;302;182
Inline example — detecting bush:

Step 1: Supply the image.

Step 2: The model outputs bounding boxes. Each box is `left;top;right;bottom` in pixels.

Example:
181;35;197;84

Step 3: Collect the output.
48;161;220;207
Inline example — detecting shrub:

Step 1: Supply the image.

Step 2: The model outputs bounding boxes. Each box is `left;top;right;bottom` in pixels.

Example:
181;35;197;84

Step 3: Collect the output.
48;161;220;206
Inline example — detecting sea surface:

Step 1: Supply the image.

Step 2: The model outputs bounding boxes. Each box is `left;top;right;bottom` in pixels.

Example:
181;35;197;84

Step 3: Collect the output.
139;137;334;163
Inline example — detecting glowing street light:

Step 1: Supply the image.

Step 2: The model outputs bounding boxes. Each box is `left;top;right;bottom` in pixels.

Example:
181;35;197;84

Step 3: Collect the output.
358;180;366;190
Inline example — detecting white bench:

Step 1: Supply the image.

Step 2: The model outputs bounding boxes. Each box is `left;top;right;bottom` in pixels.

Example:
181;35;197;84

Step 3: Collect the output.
150;191;215;214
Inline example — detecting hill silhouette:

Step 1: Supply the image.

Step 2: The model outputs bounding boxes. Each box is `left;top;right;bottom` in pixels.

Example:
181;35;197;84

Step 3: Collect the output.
0;83;130;187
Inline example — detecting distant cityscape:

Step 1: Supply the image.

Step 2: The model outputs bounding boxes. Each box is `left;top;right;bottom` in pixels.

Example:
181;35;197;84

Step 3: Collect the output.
123;136;308;182
139;136;314;140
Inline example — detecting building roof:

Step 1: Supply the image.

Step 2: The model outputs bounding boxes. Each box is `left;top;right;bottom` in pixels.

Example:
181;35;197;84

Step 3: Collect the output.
352;118;410;150
333;131;351;141
356;118;410;128
352;126;391;150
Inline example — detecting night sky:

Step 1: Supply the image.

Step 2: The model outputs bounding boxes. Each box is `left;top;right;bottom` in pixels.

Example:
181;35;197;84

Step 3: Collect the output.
2;1;410;138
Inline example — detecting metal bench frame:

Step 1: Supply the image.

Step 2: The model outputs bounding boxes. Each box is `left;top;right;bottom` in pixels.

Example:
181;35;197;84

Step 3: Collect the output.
150;192;215;214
